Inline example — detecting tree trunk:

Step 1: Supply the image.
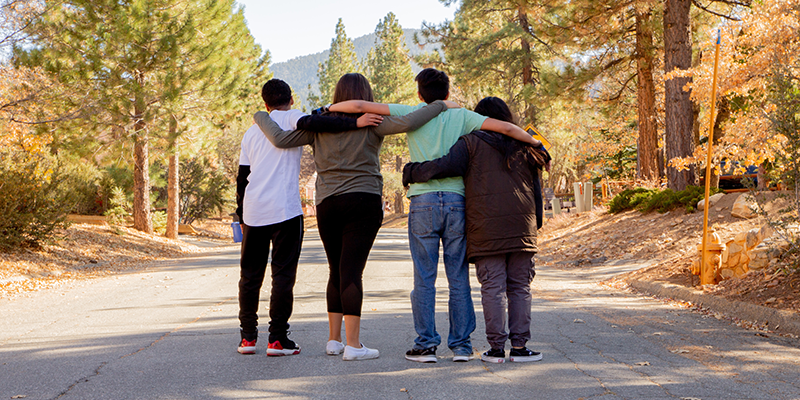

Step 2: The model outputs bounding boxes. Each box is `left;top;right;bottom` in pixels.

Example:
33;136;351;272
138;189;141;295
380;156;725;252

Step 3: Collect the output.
664;0;696;191
394;155;404;215
166;150;179;239
132;128;153;233
635;7;658;182
518;6;536;125
709;97;730;189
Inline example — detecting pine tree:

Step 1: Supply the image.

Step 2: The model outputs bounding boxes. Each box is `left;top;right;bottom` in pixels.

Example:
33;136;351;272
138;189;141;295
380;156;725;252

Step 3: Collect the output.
308;18;359;108
23;0;263;233
365;12;416;214
418;0;559;124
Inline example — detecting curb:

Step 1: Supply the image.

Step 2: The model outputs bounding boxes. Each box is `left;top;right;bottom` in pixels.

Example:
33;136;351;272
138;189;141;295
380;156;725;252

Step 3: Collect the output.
628;280;800;336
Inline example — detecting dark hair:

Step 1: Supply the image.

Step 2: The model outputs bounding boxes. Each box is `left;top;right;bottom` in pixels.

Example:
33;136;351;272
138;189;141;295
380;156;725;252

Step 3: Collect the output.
473;96;549;171
474;96;515;124
332;73;374;104
415;68;449;103
262;79;292;109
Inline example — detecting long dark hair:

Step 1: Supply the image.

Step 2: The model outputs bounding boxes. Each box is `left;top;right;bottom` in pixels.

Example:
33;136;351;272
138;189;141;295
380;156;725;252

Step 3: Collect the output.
473;97;548;171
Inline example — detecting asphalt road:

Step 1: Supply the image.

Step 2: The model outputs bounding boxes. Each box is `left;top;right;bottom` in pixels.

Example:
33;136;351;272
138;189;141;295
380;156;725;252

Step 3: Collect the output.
2;228;800;400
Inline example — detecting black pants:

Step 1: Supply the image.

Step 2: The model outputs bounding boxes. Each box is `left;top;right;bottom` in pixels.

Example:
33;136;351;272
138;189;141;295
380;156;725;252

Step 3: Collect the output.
238;215;303;342
316;192;383;317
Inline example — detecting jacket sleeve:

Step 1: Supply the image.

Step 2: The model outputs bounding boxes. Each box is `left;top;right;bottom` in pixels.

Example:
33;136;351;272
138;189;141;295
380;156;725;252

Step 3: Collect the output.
296;114;357;132
254;111;314;148
533;168;543;229
373;100;447;137
402;137;470;186
236;165;250;225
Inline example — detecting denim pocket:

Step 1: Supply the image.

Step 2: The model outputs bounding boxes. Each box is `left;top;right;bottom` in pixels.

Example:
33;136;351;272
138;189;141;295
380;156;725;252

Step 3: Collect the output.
446;206;466;236
409;207;433;236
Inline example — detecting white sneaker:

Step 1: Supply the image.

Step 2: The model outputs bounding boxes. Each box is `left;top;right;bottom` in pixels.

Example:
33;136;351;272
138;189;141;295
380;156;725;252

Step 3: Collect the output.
342;343;379;361
326;340;345;355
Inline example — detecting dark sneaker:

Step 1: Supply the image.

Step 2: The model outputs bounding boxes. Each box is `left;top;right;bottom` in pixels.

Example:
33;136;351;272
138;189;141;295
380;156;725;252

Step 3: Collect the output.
405;346;437;363
480;348;506;364
509;347;542;362
267;337;301;356
237;338;256;354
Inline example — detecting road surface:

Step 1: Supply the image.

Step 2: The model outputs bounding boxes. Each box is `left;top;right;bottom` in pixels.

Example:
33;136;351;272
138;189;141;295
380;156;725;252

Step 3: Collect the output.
2;229;799;399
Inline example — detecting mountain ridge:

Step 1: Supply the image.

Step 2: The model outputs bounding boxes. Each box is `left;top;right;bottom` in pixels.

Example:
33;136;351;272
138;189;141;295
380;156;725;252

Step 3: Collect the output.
269;28;440;109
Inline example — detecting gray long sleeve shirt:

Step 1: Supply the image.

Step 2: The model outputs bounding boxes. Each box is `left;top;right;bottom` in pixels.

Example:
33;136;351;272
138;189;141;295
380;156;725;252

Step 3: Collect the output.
254;100;447;205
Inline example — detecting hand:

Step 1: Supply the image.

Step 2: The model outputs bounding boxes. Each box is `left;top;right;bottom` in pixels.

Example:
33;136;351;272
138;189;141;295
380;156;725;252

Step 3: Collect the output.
357;113;383;128
443;100;461;109
545;161;552;173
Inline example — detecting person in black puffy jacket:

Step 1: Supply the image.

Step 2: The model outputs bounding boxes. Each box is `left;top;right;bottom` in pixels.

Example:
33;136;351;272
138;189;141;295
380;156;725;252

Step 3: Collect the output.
403;96;550;364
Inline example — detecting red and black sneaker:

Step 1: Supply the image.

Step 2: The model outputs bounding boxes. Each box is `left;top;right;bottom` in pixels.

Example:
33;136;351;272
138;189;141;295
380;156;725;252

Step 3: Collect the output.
237;338;256;355
267;337;301;356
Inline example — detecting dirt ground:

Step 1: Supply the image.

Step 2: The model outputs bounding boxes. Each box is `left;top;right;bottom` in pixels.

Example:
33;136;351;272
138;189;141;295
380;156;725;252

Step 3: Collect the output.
538;192;800;314
0;219;235;299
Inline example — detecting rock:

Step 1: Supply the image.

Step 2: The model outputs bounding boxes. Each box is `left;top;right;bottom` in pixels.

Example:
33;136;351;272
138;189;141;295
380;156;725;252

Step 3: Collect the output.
589;256;608;264
731;194;758;219
698;193;726;210
728;242;743;255
745;229;760;250
733;264;749;277
720;268;735;279
749;257;769;270
759;224;775;242
727;252;741;267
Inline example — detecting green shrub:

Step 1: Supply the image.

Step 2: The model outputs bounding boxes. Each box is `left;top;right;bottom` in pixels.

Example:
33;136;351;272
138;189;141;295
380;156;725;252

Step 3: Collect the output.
608;187;656;213
0;151;82;249
179;156;232;225
152;211;167;235
609;185;723;214
103;186;130;226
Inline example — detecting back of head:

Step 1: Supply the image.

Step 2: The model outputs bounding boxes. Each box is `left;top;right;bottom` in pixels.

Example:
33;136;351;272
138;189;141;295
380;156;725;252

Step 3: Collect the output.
262;79;292;109
332;73;374;103
415;68;449;103
474;96;546;171
474;97;514;124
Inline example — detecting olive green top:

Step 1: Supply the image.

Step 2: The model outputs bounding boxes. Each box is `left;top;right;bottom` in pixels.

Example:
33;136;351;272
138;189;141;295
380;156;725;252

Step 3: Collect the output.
254;100;447;205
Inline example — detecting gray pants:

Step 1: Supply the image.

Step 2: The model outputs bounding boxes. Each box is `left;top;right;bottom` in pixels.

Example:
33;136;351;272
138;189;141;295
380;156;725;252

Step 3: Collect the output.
474;252;536;349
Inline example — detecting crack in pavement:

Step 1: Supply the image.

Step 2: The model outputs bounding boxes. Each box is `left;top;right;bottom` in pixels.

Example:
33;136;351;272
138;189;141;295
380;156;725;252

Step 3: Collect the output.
50;296;235;400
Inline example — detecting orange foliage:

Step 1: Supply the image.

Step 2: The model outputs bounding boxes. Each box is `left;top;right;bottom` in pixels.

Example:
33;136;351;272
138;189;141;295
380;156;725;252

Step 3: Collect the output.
676;1;800;172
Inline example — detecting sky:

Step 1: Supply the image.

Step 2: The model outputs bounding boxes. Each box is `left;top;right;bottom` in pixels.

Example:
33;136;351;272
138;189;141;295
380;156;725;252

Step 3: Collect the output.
235;0;457;64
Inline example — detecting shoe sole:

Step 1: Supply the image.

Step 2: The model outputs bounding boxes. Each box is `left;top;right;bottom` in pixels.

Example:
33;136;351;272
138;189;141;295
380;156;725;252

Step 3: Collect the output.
480;355;505;364
326;349;343;355
405;354;437;363
238;347;256;355
510;355;543;362
267;348;301;356
453;355;473;362
343;352;380;361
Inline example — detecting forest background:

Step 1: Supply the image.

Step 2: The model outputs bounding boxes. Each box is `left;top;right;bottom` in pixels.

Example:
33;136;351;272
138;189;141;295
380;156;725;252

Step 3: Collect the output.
1;0;798;251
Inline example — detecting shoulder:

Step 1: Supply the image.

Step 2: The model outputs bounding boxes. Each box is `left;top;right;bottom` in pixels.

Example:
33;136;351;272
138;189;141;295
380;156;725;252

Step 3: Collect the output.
389;103;423;116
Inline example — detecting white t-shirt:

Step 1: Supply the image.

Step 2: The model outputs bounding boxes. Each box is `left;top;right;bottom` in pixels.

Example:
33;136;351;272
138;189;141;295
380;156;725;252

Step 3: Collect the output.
238;109;304;226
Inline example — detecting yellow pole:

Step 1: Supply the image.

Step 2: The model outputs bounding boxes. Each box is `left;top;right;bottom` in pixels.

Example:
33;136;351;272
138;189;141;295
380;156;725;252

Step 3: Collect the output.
701;30;722;286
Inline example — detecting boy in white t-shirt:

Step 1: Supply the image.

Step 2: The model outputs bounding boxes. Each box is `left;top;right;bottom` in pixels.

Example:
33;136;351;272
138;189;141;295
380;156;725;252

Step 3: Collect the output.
235;79;380;356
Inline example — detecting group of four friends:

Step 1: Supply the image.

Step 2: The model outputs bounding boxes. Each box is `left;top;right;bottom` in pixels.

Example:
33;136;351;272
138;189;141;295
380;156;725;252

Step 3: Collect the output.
234;68;551;364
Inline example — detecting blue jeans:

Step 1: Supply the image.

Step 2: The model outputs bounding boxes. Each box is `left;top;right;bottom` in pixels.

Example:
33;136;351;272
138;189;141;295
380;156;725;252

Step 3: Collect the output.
408;192;475;355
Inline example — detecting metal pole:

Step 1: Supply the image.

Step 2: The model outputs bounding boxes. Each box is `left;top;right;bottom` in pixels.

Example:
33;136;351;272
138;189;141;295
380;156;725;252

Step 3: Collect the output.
701;30;722;286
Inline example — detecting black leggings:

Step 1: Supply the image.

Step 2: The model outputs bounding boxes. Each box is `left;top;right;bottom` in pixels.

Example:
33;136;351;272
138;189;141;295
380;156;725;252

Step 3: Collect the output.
316;192;383;317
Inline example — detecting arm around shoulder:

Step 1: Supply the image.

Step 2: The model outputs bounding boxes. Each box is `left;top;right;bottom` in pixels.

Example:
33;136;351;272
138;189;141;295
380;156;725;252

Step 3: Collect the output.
481;118;542;147
254;111;314;148
374;100;448;136
328;100;391;115
402;137;470;185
